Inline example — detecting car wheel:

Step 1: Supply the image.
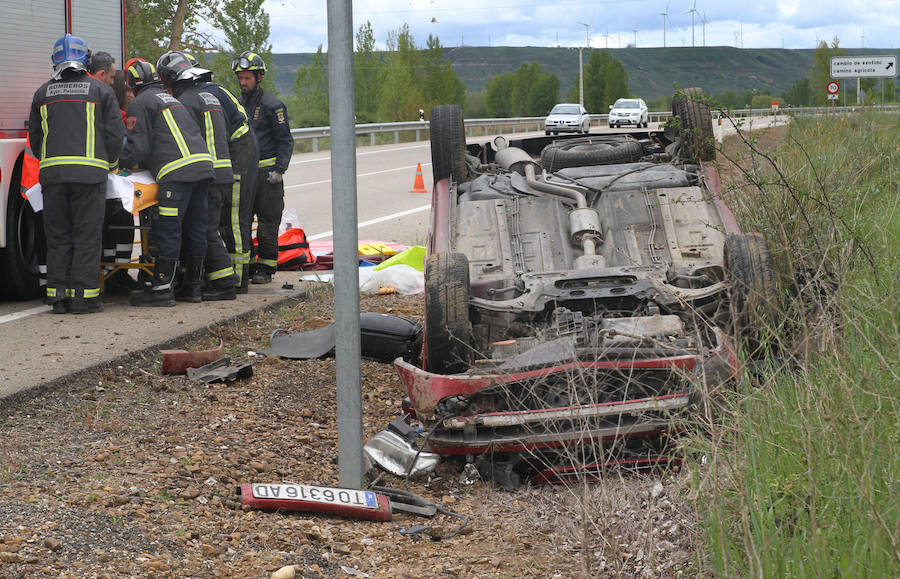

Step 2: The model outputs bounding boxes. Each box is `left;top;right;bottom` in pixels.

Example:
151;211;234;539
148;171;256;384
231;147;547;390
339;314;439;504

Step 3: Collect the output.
545;130;551;135
673;87;715;161
0;155;42;300
540;137;644;170
429;104;468;185
725;233;778;351
424;252;473;374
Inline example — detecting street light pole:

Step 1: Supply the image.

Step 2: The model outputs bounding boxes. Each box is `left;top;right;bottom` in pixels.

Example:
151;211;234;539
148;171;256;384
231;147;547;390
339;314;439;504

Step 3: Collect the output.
577;22;590;107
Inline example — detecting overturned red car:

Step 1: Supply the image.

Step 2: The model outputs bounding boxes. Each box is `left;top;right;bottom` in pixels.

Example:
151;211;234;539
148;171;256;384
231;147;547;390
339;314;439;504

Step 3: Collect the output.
390;91;776;488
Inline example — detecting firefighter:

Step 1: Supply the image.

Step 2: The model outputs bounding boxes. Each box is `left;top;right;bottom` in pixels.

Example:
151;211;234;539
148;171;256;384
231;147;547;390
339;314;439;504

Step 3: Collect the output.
120;60;213;307
232;51;293;284
156;51;238;302
28;34;124;314
181;50;259;296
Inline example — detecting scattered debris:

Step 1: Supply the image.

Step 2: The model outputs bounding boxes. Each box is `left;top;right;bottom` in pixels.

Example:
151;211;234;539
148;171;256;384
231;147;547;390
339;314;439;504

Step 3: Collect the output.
160;341;224;374
363;417;439;478
185;358;253;384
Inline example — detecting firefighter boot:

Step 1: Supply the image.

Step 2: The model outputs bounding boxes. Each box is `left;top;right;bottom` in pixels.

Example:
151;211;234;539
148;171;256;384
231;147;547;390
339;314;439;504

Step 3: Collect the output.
235;264;250;295
131;257;178;307
175;256;204;303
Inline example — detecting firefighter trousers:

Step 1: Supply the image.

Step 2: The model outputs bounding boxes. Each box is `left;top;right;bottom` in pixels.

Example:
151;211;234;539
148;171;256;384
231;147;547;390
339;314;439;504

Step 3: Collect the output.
42;182;105;305
205;184;237;288
220;133;258;283
152;181;209;261
251;169;284;275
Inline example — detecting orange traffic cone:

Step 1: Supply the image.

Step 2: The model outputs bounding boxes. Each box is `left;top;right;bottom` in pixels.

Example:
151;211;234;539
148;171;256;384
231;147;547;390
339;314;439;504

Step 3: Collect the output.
409;162;428;193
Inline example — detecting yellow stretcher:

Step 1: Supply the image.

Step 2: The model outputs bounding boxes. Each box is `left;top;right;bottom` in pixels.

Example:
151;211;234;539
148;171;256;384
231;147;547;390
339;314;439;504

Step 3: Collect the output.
98;181;158;289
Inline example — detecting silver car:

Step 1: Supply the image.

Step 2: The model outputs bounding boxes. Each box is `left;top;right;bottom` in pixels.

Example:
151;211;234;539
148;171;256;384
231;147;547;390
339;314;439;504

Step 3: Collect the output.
544;103;591;135
608;98;649;128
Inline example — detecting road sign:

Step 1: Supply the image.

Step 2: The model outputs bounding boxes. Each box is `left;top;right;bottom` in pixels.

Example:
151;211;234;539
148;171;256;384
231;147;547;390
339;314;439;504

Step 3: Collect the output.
827;94;839;100
826;81;840;94
771;101;779;112
830;56;897;79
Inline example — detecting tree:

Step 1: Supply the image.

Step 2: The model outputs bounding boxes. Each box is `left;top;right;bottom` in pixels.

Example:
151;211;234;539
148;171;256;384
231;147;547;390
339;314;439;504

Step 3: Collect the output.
783;78;812;106
485;72;515;117
209;0;274;96
421;34;465;111
125;0;206;61
603;59;629;107
354;21;382;123
377;24;424;121
808;37;845;106
289;45;329;127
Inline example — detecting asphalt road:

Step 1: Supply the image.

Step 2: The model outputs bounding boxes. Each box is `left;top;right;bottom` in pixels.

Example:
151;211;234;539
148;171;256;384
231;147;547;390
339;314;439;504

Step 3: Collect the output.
4;118;778;401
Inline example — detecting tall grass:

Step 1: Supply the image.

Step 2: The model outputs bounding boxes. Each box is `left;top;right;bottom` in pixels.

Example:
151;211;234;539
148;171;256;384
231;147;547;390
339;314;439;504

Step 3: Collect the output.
693;111;900;576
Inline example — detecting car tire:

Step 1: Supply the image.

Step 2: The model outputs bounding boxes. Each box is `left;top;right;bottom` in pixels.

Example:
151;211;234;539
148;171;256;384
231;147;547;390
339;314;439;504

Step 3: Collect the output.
429;104;468;185
673;87;715;161
0;155;41;300
539;137;644;170
724;233;778;350
545;130;551;136
424;252;473;374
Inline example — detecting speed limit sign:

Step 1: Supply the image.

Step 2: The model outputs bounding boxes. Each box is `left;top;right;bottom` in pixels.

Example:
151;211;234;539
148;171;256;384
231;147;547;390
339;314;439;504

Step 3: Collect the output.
827;81;840;94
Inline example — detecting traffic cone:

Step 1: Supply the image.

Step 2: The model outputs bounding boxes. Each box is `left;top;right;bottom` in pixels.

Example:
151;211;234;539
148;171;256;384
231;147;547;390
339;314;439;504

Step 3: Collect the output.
409;163;428;193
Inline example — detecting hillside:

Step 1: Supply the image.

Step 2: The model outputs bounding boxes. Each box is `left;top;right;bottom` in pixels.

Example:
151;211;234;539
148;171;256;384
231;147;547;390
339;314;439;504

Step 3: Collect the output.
272;46;900;104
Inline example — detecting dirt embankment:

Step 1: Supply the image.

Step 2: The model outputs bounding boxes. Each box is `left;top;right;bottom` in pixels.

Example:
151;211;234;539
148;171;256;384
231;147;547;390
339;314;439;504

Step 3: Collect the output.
0;287;702;578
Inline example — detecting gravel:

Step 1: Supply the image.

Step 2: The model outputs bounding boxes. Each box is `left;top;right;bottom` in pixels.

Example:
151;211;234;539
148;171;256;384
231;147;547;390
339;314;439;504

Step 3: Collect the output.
0;288;704;578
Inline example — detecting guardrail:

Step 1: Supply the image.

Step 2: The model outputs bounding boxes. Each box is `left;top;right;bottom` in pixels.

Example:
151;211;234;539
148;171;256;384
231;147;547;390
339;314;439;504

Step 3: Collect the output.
290;104;900;152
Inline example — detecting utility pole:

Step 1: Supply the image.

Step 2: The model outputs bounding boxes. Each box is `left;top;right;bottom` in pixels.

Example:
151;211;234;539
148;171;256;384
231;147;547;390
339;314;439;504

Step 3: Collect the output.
632;28;638;47
576;22;590;107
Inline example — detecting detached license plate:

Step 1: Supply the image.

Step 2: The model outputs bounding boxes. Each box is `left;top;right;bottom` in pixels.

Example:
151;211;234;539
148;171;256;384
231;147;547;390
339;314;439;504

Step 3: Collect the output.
250;483;379;509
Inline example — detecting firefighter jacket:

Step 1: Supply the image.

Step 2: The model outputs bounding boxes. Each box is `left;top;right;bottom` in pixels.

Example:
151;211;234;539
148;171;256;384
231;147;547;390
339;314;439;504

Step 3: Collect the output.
174;82;234;185
200;82;251;143
240;87;293;173
28;71;123;185
120;85;214;183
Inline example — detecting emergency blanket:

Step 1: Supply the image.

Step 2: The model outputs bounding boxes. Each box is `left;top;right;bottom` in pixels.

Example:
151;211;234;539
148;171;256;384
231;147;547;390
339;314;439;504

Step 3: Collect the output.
24;171;156;214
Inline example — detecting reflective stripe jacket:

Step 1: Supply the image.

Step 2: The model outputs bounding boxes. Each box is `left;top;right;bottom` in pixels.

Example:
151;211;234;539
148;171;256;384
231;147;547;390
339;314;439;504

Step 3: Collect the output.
28;71;123;185
174;82;233;185
120;85;214;183
201;83;251;143
240;87;293;173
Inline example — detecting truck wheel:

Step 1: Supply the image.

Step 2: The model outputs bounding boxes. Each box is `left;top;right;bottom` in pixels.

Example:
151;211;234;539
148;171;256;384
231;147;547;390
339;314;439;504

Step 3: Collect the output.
540;137;643;171
673;87;715;161
424;252;472;374
429;105;468;185
725;233;778;348
0;158;41;300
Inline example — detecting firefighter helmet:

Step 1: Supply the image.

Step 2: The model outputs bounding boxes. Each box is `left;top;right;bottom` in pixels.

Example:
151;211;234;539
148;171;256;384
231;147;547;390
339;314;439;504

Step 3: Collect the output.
156;51;210;86
231;51;266;75
124;59;160;91
51;34;90;78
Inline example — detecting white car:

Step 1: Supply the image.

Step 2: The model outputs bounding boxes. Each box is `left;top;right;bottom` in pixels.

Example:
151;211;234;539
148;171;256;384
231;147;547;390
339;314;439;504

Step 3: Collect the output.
608;98;649;128
544;103;591;135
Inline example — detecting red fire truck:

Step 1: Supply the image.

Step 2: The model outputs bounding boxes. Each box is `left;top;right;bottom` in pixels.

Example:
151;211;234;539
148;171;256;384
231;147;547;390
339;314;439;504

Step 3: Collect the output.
0;0;125;299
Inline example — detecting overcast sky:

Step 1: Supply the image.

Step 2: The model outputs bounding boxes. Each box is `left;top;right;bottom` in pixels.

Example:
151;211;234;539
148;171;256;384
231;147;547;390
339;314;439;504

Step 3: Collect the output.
255;0;899;53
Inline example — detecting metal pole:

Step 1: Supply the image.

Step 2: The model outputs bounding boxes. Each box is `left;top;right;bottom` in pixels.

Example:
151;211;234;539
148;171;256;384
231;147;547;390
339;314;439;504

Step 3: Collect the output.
327;0;364;488
578;47;584;106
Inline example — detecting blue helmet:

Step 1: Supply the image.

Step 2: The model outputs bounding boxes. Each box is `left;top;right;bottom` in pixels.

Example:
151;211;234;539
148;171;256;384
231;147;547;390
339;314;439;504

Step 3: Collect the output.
51;34;91;78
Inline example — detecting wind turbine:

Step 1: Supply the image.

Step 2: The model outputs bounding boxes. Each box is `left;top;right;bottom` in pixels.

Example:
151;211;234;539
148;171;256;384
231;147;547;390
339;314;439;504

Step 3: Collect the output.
632;28;639;47
701;11;708;47
659;2;670;47
685;0;698;47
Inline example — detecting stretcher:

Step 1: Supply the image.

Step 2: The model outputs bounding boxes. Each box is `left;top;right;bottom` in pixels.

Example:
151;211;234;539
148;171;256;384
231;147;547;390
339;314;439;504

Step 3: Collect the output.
98;180;158;289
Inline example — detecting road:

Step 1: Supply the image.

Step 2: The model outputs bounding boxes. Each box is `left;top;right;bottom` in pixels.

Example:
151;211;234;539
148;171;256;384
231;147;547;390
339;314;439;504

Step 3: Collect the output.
3;118;776;401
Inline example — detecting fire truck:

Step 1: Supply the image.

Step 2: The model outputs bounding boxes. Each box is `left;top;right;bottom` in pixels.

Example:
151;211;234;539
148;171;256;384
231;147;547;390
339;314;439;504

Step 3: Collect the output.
0;0;125;300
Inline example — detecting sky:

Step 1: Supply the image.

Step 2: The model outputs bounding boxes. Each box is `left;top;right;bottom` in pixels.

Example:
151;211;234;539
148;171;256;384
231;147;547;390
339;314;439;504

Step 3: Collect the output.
254;0;899;53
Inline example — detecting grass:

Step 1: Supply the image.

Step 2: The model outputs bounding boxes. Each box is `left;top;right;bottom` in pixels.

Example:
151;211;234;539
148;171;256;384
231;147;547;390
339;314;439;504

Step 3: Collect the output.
692;110;900;576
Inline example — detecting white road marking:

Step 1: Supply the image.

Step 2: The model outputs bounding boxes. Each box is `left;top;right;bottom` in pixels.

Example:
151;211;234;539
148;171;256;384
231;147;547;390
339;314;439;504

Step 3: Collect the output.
284;163;430;190
0;305;50;325
308;204;431;241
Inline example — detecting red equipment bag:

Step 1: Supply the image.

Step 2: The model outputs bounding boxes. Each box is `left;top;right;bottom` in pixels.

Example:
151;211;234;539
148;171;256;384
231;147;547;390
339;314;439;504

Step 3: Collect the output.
275;227;314;270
